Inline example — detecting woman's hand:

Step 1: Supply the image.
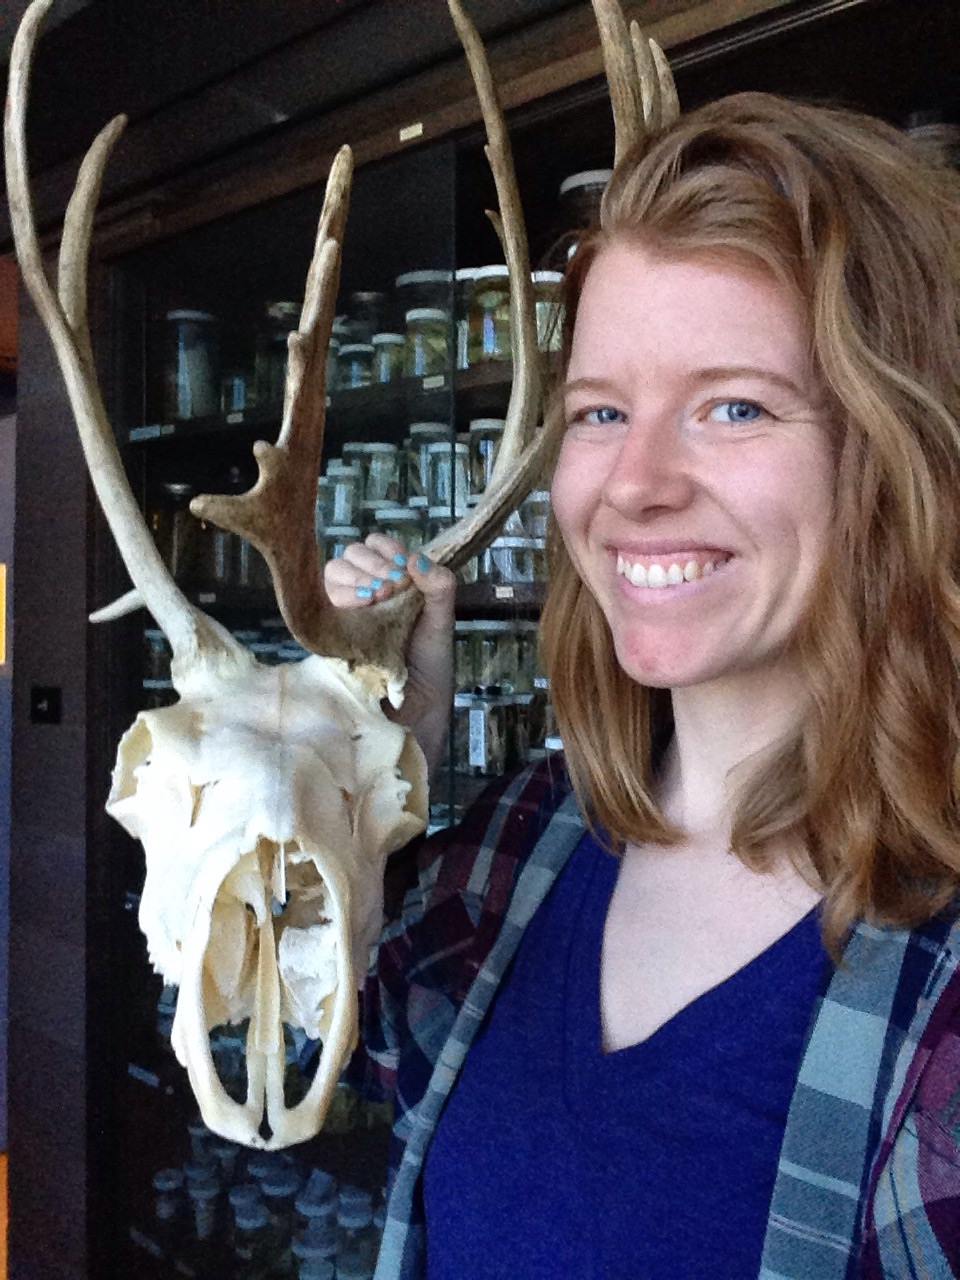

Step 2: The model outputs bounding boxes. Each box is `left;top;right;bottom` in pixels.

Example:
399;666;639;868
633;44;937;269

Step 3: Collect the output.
324;532;456;778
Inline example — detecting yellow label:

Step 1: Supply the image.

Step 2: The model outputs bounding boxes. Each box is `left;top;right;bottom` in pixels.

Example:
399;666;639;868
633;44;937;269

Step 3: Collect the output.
0;563;6;665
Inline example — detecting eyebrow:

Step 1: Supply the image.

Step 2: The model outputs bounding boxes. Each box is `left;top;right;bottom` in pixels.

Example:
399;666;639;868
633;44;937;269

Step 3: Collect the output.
563;366;808;399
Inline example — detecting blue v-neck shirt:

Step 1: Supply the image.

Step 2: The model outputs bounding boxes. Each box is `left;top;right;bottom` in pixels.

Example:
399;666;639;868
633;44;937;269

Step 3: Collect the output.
423;829;830;1279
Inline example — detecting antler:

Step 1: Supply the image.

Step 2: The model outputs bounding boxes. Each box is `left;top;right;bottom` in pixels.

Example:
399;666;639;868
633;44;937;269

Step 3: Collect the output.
4;0;242;683
190;146;361;665
418;0;554;574
592;0;680;165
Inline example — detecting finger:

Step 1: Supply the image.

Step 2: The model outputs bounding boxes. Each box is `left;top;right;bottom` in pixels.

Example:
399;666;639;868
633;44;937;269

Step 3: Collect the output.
406;551;456;633
329;538;410;602
323;553;378;608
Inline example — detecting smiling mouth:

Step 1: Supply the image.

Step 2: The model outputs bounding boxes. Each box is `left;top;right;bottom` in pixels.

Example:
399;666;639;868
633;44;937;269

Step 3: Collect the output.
615;551;735;589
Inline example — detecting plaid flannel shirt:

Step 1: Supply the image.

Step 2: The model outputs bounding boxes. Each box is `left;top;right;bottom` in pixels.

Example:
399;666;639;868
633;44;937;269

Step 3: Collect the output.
344;754;960;1279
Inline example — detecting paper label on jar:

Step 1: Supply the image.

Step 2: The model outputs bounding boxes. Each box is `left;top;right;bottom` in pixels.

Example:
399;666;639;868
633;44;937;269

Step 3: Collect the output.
422;374;445;391
494;585;515;600
468;707;487;768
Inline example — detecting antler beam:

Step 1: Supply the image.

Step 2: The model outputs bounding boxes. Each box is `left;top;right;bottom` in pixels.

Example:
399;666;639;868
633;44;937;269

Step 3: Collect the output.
4;0;236;672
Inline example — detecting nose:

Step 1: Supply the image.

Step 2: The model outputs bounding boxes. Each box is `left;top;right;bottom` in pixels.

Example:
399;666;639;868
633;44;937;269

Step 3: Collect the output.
600;414;697;518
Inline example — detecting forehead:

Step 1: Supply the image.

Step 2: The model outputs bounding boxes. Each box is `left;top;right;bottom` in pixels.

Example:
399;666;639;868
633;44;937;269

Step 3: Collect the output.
568;240;812;381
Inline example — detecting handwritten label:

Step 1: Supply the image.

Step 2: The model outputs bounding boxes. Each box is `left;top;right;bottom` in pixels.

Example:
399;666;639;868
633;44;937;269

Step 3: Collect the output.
399;121;424;142
422;374;445;391
494;585;515;600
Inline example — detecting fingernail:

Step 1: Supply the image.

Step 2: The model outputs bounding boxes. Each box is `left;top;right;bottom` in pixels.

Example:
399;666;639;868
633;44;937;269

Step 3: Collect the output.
393;553;408;568
355;586;373;599
370;578;384;591
388;568;406;582
416;554;431;573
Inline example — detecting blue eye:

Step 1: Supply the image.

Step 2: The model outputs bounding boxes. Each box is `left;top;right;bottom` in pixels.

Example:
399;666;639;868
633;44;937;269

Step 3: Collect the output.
710;400;765;424
571;405;625;427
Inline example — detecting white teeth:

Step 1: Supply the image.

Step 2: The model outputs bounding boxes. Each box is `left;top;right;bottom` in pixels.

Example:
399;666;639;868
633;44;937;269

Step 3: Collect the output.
616;553;731;590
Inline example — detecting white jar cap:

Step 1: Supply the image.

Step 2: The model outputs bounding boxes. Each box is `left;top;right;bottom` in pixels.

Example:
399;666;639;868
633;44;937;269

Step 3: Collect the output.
406;307;449;322
338;343;374;355
165;309;217;322
371;332;405;344
473;264;509;280
559;169;614;197
409;421;448;434
531;270;564;284
469;418;506;431
425;440;468;453
455;266;480;280
523;490;551;502
395;269;453;286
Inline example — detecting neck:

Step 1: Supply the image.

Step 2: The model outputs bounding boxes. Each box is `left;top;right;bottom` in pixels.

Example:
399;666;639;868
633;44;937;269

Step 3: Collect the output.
655;664;809;847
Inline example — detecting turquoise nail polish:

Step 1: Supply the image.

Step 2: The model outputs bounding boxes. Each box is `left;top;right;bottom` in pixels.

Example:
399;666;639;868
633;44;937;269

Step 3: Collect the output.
370;578;383;591
416;554;431;573
393;553;408;568
388;568;406;582
355;585;373;599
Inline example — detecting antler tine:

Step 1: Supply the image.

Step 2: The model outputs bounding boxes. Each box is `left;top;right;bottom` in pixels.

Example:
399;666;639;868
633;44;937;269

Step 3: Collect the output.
648;36;681;129
5;0;233;671
593;0;647;164
421;0;548;575
191;146;357;664
592;0;681;164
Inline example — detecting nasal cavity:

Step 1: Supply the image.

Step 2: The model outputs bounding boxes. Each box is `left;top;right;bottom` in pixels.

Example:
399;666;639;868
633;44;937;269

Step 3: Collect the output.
258;1114;273;1142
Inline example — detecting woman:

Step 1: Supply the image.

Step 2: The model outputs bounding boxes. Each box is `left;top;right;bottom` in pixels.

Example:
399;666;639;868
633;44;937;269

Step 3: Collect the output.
325;92;960;1279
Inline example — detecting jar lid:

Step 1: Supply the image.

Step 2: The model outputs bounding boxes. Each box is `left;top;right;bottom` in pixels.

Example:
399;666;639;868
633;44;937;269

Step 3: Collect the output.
425;440;468;453
492;536;532;548
545;735;564;750
406;307;449;322
350;441;398;453
266;299;301;318
534;675;550;689
523;490;551;502
161;481;195;497
331;319;351;336
515;620;539;630
427;505;456;518
455;620;485;632
455;266;479;280
468;418;506;432
475;619;516;631
371;331;405;344
325;525;361;535
152;1168;185;1192
408;496;429;508
350;289;387;303
376;507;422;523
236;1203;271;1230
326;462;361;476
165;309;217;322
531;270;564;284
409;421;448;434
532;537;546;547
338;343;374;355
559;168;614;196
395;269;453;286
473;264;509;280
228;1183;261;1206
453;692;478;707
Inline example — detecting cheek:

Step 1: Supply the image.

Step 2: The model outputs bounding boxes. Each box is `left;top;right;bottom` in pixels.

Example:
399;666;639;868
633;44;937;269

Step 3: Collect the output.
550;438;602;537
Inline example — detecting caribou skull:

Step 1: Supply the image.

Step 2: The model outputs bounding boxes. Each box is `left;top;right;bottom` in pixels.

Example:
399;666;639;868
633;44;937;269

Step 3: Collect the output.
5;0;677;1147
